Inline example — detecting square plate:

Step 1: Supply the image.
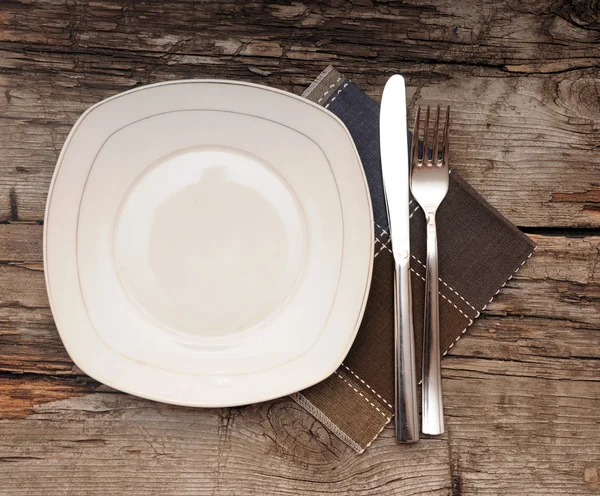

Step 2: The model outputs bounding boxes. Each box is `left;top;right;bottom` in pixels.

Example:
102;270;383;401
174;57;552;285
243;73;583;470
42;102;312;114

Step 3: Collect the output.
44;80;373;407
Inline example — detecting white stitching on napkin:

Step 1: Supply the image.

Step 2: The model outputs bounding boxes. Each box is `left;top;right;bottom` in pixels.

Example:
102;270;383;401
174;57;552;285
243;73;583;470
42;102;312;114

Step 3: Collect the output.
290;392;364;453
442;246;536;356
373;203;421;239
373;245;388;258
375;205;411;237
375;236;389;248
316;76;343;104
480;247;536;311
340;246;536;450
325;82;349;109
374;236;391;258
341;363;393;409
335;372;391;419
364;416;392;450
373;222;478;315
410;255;478;312
376;225;389;239
410;269;472;321
409;205;420;218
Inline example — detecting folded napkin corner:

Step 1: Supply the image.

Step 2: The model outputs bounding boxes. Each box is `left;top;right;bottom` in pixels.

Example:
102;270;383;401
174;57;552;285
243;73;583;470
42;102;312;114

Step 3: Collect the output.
292;67;535;453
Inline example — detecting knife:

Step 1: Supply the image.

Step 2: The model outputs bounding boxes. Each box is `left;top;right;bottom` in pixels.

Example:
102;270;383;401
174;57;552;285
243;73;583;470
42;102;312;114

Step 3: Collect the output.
380;74;419;443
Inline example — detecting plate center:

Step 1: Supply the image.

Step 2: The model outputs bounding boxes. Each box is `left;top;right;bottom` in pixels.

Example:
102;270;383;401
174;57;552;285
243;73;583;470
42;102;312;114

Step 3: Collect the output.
115;146;306;337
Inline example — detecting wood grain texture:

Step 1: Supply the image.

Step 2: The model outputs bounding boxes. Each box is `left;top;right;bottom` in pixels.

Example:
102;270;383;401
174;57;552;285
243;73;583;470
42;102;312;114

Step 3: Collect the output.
0;0;600;226
1;1;599;494
0;228;599;494
0;393;453;496
443;237;600;495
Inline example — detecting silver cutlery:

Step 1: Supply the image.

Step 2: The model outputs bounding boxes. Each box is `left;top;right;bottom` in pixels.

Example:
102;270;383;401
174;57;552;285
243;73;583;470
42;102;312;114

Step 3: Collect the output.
380;75;419;443
410;105;450;435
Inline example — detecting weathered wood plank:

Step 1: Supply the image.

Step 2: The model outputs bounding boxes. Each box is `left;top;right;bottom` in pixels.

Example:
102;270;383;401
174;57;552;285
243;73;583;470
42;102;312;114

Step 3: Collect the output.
0;224;42;262
0;1;599;226
2;54;599;227
0;374;97;420
0;228;599;494
0;306;73;377
0;228;598;393
0;218;453;496
444;362;600;495
1;0;599;69
441;233;600;495
0;394;453;495
0;263;47;309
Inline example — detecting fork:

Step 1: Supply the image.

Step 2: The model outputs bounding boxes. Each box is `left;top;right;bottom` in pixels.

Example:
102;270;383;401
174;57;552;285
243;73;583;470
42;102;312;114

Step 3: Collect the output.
410;105;450;435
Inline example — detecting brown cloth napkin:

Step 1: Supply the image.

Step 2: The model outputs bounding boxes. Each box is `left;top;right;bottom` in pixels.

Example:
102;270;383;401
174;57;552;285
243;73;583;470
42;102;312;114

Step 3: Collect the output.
290;66;536;453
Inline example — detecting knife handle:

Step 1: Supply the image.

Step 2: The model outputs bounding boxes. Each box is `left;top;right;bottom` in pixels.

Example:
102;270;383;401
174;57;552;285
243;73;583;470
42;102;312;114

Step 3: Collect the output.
394;255;419;443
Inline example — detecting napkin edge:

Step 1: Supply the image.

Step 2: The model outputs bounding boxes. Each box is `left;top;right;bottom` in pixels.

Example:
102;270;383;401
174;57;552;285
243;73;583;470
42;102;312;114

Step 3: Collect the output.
293;67;538;454
449;170;537;251
442;245;536;359
301;65;345;103
291;392;365;453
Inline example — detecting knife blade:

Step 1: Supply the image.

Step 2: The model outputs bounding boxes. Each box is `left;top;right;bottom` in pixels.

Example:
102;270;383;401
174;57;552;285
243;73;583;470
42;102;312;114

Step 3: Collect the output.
380;74;419;443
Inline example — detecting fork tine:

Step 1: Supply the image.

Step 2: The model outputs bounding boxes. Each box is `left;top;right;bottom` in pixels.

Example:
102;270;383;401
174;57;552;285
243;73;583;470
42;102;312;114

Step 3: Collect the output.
432;105;440;166
422;105;430;165
411;106;421;168
442;106;450;168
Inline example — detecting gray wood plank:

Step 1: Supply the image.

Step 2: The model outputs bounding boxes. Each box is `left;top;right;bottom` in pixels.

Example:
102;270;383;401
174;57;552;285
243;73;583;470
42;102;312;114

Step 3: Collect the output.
1;0;599;69
0;394;453;496
443;234;600;495
0;1;600;226
0;228;599;494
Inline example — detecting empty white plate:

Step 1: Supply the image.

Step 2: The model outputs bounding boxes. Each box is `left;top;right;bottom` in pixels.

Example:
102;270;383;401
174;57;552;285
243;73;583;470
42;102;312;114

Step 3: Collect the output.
44;80;373;407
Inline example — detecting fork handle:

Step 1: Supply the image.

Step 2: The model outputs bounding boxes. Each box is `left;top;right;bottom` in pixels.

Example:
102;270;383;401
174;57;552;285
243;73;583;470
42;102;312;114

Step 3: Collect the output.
394;255;419;443
422;211;445;435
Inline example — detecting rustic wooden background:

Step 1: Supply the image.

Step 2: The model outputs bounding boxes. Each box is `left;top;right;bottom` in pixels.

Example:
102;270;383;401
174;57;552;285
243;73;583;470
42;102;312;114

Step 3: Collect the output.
1;1;599;495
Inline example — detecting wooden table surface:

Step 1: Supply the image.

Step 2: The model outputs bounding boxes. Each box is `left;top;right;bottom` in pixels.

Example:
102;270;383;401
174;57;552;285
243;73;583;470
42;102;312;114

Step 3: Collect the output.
1;1;599;495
